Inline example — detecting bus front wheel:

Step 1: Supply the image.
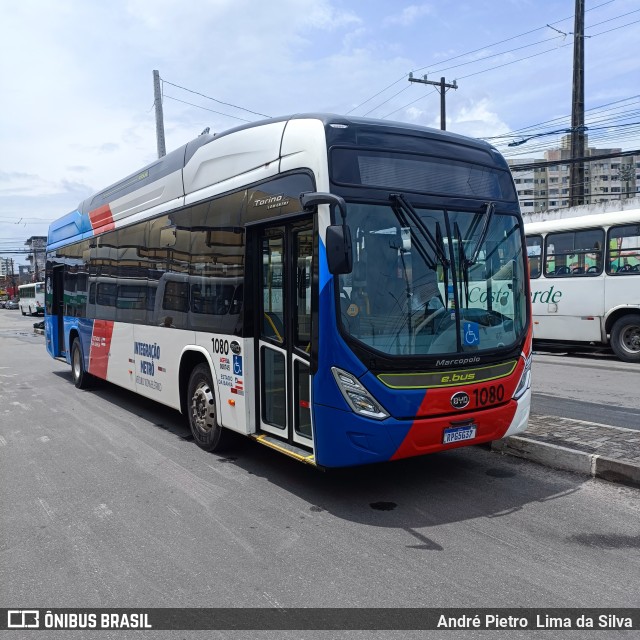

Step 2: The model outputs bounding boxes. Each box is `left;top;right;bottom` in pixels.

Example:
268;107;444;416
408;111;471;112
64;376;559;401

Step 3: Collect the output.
610;314;640;363
71;338;93;389
187;363;231;452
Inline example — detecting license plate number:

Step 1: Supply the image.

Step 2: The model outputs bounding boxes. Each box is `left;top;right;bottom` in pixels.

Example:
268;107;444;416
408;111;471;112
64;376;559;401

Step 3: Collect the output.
443;424;477;444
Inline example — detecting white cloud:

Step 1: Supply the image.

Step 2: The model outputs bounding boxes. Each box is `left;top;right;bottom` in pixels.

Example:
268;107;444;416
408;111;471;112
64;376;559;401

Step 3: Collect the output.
449;98;511;139
384;4;435;27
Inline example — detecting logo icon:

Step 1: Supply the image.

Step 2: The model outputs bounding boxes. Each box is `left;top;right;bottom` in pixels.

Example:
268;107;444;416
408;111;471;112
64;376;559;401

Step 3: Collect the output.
463;321;480;346
450;391;470;410
230;341;241;354
8;610;40;629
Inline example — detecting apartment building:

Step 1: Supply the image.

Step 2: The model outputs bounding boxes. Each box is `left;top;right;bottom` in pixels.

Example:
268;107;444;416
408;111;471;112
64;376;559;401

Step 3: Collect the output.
508;135;639;213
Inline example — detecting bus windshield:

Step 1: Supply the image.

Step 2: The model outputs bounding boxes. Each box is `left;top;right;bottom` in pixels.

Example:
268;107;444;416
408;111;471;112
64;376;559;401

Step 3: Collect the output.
337;201;528;357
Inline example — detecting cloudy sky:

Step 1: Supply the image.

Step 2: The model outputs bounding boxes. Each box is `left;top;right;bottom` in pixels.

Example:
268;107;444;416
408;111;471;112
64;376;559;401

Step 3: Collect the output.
1;0;638;265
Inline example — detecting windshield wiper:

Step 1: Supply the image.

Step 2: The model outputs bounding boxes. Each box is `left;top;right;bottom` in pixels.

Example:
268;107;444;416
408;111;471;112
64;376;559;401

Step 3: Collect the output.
390;203;436;271
390;193;450;267
454;222;469;309
436;221;450;311
467;201;495;266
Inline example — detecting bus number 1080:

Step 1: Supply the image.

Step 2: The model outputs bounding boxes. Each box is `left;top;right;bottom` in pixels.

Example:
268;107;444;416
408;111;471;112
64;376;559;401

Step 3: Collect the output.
473;384;505;406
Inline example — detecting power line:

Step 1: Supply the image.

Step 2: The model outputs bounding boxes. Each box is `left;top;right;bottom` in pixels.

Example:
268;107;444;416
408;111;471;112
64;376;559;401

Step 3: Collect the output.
485;95;640;140
382;89;437;119
360;14;638;121
345;76;407;115
161;78;270;119
396;12;640;124
412;0;615;76
509;149;640;171
361;84;412;117
344;0;616;117
163;95;253;123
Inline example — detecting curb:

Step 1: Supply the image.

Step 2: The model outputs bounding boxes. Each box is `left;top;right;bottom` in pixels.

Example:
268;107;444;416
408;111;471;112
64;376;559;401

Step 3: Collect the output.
491;436;640;489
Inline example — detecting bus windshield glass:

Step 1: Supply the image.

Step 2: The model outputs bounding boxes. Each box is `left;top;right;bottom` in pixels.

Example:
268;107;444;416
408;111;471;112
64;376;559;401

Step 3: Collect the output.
337;202;527;357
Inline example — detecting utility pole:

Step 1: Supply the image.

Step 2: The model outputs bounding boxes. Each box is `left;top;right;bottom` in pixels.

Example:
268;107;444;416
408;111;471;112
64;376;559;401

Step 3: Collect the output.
408;73;458;130
569;0;585;206
10;259;16;297
153;70;166;158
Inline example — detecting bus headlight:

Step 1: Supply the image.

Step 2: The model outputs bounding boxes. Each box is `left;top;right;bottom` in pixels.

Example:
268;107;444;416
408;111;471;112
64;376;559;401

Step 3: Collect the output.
513;355;532;400
331;367;389;420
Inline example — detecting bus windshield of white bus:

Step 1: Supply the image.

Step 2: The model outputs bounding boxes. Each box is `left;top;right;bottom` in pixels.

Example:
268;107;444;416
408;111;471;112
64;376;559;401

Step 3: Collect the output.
337;202;527;357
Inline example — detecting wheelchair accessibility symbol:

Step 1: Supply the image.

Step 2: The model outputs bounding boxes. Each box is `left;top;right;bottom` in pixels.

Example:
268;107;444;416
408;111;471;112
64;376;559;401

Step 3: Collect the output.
233;355;243;376
463;322;480;346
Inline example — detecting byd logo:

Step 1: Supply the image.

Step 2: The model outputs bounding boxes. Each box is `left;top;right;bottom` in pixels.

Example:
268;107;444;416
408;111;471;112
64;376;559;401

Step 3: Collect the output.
450;391;470;410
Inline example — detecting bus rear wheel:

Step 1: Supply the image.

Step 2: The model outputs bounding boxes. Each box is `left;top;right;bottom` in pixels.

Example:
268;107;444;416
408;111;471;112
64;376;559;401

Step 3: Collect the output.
187;363;230;451
71;338;93;389
610;314;640;363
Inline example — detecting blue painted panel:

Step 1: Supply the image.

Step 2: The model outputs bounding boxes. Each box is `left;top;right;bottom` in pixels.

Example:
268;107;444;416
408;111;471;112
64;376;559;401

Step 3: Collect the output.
312;404;411;467
47;209;92;248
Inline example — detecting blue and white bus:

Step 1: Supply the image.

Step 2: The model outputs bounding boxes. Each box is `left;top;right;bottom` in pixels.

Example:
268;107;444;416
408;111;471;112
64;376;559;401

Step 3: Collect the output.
45;114;532;468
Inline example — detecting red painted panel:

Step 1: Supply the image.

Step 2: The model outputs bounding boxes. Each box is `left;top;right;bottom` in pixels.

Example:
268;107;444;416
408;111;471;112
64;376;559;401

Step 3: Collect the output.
89;203;115;232
391;400;518;460
89;320;114;379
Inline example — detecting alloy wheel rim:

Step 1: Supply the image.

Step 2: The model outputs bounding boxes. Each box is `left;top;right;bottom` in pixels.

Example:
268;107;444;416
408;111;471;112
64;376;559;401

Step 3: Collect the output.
191;381;215;434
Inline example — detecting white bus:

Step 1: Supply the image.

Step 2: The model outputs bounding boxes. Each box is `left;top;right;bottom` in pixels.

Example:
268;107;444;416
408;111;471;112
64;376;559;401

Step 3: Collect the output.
525;209;640;362
18;281;45;316
45;114;532;468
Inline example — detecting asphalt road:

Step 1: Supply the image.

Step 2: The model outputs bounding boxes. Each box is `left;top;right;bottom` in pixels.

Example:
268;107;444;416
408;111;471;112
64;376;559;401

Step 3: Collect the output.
531;351;640;430
1;311;639;639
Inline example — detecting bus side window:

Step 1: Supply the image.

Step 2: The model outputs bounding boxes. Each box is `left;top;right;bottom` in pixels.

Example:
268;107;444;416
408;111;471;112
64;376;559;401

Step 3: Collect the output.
526;235;542;279
607;223;640;275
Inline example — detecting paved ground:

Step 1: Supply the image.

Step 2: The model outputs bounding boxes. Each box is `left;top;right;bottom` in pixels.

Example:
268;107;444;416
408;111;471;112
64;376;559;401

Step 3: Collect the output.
492;412;640;489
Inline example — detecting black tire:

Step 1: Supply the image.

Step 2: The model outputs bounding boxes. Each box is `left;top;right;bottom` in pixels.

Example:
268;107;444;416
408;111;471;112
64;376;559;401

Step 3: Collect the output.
21;308;26;316
187;363;230;451
610;314;640;363
71;338;93;389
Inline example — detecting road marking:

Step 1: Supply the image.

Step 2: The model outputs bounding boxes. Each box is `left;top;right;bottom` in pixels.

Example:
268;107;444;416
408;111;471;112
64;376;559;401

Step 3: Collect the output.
0;435;7;446
38;436;50;443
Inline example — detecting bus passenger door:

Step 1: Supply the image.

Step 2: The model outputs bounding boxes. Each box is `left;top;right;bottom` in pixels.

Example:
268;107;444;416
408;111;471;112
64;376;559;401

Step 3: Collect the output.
52;265;65;356
256;222;314;452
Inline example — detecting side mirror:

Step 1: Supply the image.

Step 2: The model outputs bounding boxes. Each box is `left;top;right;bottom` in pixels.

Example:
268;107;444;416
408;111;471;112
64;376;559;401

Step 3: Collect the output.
326;224;353;275
300;191;352;275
